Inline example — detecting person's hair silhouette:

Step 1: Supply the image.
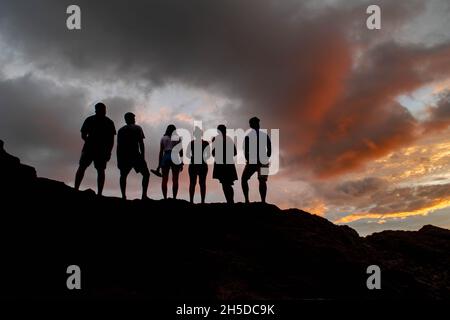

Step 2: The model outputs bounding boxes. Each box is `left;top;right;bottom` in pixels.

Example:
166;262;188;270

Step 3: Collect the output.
117;112;150;200
241;116;272;203
212;124;238;204
158;124;183;199
186;127;210;204
74;102;116;196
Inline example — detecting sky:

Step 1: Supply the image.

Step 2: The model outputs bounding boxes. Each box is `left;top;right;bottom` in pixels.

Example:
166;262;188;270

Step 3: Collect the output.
0;0;450;235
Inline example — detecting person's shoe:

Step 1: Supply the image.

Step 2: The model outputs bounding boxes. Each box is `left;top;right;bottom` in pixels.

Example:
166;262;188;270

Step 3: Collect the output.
141;195;150;201
151;168;162;177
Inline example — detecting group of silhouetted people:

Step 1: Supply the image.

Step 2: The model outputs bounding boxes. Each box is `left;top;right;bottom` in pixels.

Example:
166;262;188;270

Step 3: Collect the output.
74;103;272;204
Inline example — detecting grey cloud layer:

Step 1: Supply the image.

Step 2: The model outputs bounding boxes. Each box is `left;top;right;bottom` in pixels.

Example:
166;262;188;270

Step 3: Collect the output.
1;0;450;234
1;0;450;179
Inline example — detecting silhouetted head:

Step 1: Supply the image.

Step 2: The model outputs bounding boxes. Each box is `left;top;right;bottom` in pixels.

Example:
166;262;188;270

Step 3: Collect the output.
95;102;107;117
249;116;260;130
193;127;203;140
217;124;227;136
164;124;177;137
124;112;136;125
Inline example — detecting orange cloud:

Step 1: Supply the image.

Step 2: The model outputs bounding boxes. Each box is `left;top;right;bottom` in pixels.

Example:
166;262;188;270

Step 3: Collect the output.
335;197;450;224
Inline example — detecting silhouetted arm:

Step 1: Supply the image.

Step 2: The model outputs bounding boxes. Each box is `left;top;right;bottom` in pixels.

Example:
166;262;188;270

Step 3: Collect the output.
139;126;146;159
139;140;145;160
158;140;163;169
106;121;116;158
179;143;184;159
267;134;272;158
108;135;115;154
80;118;89;141
179;140;184;171
244;135;249;162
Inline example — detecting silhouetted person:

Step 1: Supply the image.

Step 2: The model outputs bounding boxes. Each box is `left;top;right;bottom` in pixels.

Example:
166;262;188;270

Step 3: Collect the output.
186;127;210;204
242;117;272;203
117;112;150;200
212;124;237;204
74;103;116;196
158;124;183;199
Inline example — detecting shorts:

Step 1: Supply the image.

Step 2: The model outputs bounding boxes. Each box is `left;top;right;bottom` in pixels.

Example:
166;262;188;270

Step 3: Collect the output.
188;164;208;183
161;150;181;170
242;163;269;182
119;157;149;175
79;151;108;170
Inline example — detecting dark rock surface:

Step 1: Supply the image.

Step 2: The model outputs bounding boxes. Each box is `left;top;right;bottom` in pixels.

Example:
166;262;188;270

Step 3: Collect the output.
0;140;449;300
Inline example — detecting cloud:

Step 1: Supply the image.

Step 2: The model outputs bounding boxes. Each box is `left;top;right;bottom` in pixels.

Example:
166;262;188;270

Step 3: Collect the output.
1;0;450;234
0;73;85;173
3;0;449;180
424;90;450;132
335;183;450;224
336;177;385;197
0;72;141;183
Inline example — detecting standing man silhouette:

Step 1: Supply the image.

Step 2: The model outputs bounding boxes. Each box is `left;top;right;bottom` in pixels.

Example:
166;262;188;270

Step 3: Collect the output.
74;102;116;196
212;124;238;204
186;127;210;204
117;112;150;200
241;117;272;203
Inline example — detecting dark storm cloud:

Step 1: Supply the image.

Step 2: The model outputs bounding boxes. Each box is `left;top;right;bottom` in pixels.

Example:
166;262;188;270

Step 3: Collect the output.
424;90;450;132
0;74;85;167
336;177;385;197
102;96;136;126
0;72;137;180
1;0;450;180
313;177;388;213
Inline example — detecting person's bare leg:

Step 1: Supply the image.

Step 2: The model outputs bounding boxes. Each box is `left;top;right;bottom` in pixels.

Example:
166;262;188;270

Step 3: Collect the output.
199;179;206;204
189;178;196;203
120;171;129;199
162;169;169;199
259;179;267;203
74;166;86;191
222;183;234;204
97;169;105;196
241;178;250;203
142;171;150;200
229;184;235;204
172;169;179;199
